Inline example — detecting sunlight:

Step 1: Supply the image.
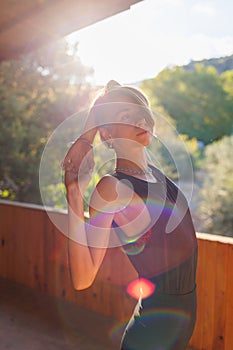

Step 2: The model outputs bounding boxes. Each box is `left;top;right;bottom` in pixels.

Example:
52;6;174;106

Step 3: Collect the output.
126;278;156;299
66;0;233;85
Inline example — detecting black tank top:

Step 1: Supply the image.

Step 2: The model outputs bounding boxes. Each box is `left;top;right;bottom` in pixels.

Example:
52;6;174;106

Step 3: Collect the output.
112;165;197;294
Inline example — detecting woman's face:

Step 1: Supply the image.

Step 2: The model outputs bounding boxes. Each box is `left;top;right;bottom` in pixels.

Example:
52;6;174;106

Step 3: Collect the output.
100;96;154;148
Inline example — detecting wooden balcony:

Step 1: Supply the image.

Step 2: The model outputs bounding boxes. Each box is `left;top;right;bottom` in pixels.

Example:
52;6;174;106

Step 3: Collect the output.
0;200;233;349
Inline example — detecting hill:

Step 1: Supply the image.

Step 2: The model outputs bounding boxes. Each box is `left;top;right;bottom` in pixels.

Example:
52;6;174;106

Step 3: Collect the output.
182;54;233;74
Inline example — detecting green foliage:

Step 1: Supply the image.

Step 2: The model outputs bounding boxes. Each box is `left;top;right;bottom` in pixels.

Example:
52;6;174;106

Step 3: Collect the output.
198;135;233;237
183;54;233;75
140;106;199;180
142;65;233;144
221;70;233;120
42;183;67;209
0;39;94;204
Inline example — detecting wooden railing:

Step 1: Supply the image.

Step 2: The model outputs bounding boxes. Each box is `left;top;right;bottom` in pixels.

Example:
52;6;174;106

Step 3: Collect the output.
0;200;233;350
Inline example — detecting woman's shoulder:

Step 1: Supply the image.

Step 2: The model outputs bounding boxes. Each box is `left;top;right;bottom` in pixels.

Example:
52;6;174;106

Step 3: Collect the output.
90;174;136;213
95;175;119;200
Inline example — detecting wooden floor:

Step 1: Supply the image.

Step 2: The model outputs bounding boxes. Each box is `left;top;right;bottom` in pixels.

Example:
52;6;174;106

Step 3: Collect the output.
0;277;119;350
0;277;196;350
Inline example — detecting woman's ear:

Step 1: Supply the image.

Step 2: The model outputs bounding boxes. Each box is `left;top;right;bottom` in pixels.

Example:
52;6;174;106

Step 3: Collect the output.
99;127;114;149
99;127;109;142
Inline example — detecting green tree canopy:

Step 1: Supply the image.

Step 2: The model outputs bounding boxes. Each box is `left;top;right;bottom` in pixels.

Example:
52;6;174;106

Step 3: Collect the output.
142;65;233;144
198;135;233;237
0;39;94;203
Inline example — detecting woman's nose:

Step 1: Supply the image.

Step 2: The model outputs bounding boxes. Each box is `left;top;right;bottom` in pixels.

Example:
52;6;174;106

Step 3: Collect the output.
136;118;147;128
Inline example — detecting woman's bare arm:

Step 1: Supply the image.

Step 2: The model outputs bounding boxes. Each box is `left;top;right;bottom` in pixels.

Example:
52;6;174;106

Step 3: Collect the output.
66;176;118;290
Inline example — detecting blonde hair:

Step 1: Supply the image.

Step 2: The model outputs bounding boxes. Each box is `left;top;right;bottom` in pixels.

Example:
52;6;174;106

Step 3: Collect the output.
104;80;149;105
91;80;154;128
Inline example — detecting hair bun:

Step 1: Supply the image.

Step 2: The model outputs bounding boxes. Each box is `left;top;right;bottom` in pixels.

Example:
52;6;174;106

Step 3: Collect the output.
105;80;121;93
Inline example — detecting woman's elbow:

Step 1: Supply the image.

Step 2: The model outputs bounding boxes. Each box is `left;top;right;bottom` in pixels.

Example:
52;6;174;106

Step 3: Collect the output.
73;281;93;291
71;275;95;291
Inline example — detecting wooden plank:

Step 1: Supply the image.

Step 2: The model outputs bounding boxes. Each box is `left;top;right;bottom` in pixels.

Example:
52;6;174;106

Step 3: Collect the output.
20;206;45;289
203;239;217;349
0;204;12;278
224;243;233;350
190;238;216;350
212;241;228;350
1;201;233;350
189;237;205;348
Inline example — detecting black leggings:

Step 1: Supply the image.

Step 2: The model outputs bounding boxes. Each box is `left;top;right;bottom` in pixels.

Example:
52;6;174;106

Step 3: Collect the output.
120;291;196;350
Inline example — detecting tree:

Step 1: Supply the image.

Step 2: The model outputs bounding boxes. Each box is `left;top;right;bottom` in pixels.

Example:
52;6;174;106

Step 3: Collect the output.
198;135;233;237
183;54;233;74
221;70;233;132
0;39;94;204
142;65;233;144
143;106;199;181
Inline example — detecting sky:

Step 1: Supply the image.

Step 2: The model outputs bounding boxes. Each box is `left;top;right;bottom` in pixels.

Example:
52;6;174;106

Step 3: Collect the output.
66;0;233;85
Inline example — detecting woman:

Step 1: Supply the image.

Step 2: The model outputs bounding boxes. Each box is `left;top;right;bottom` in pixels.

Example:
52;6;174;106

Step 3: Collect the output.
62;81;198;350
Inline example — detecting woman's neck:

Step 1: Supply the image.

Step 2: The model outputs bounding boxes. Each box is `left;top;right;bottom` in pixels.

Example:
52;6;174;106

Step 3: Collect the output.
116;148;148;171
115;152;156;182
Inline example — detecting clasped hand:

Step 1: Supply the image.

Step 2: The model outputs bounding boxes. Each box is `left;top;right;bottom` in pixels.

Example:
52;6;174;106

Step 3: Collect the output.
62;137;95;191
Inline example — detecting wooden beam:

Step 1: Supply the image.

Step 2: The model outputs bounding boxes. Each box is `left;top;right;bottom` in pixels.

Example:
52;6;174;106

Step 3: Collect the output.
0;0;142;60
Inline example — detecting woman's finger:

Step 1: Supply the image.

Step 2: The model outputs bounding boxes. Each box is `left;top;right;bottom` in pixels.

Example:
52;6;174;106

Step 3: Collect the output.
62;140;94;171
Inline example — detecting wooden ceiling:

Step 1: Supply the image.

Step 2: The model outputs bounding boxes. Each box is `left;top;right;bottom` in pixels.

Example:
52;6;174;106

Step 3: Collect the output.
0;0;141;61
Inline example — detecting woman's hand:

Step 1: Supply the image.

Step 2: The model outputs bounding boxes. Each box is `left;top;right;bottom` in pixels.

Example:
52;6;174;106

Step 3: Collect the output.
62;137;95;191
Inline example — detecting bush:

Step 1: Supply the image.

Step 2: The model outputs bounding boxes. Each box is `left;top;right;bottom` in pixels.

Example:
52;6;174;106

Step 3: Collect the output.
198;135;233;236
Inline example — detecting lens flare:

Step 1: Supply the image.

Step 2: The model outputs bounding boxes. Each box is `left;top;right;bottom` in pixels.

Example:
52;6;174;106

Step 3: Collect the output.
39;103;194;248
120;228;153;256
126;278;155;300
121;241;146;256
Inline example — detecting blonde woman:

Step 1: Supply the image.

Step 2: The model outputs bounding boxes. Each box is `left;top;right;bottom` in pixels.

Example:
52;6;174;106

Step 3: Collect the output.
63;81;197;350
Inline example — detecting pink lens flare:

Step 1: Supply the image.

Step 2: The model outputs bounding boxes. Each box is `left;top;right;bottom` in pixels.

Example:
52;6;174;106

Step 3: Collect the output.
126;278;156;300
